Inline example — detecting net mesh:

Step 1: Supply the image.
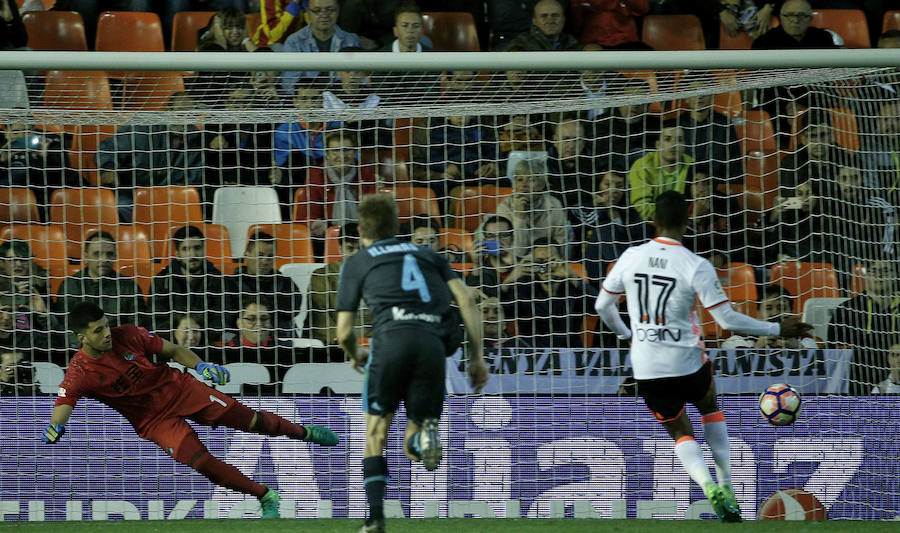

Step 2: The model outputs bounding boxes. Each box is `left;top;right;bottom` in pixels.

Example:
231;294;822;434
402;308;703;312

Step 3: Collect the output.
2;62;900;520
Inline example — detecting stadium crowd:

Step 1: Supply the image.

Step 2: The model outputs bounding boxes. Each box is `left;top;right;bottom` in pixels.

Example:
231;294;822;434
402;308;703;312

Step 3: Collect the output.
2;0;900;396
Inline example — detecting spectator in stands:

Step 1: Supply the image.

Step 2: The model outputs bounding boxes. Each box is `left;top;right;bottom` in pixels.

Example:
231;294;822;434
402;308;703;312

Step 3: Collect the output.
676;76;743;181
592;76;662;169
721;285;819;349
281;0;361;92
427;114;498;198
97;92;215;222
230;231;302;340
580;170;652;284
0;240;48;299
828;258;899;395
253;0;304;48
379;1;431;52
55;231;145;346
467;215;518;298
309;223;372;344
718;0;776;42
501;238;598;348
0;292;64;364
506;0;581;51
685;167;752;268
1;0;26;51
488;0;541;50
496;158;569;257
0;349;35;395
872;341;900;394
496;115;546;178
321;49;392;148
248;62;282;107
208;83;276;186
474;296;533;366
171;313;206;349
547;115;600;209
336;0;397;49
752;0;837;49
628;121;693;220
197;7;258;51
293;129;378;243
219;299;291;348
409;216;468;263
0;123;69;210
779;109;847;193
577;62;622;120
150;225;230;340
762;178;829;265
864;101;900;196
570;0;650;49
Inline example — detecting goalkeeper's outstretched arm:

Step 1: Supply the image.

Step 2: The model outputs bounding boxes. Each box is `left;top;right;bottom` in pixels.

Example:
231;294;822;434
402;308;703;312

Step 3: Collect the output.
41;404;73;444
159;339;230;386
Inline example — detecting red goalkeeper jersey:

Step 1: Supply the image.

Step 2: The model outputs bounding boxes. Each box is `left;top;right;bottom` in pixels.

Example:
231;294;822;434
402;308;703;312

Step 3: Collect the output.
55;324;195;436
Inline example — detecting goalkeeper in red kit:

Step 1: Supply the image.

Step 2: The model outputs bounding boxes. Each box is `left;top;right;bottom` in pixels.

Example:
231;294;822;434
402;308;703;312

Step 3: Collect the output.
40;302;339;518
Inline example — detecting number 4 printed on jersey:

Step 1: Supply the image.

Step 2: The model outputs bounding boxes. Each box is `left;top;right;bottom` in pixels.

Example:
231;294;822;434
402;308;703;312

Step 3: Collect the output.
634;274;677;325
402;253;432;303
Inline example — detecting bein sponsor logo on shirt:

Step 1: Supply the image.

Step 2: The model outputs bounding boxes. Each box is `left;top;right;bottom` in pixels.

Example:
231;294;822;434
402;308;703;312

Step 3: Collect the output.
634;326;682;342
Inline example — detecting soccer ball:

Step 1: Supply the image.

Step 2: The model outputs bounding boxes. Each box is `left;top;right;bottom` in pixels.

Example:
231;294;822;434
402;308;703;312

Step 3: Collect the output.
758;488;827;520
758;383;802;426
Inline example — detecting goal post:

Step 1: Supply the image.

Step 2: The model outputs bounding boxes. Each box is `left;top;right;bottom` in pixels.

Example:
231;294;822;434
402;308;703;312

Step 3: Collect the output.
0;49;899;521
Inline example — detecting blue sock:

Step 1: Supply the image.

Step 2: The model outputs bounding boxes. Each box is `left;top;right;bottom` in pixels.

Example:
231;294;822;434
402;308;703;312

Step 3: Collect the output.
362;456;388;521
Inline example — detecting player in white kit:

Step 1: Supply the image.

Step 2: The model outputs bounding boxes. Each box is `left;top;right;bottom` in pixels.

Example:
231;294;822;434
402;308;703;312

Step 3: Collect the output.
594;190;811;522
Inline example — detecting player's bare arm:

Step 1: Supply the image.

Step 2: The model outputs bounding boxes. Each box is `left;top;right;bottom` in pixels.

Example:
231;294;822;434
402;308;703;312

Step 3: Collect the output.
337;310;368;372
448;278;488;392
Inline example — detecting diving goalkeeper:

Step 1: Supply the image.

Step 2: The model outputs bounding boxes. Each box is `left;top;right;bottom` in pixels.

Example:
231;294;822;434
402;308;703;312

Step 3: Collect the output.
40;302;339;518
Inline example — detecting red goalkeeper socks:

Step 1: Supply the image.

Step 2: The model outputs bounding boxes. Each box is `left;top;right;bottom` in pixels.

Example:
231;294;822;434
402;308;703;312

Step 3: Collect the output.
253;410;307;440
194;452;267;498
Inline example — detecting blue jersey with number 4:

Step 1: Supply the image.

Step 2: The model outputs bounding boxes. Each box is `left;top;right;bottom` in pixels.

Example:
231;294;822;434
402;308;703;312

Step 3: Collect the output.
336;238;458;335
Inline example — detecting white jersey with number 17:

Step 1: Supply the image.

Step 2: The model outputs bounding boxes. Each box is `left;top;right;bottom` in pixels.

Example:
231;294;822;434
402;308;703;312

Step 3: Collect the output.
600;237;730;380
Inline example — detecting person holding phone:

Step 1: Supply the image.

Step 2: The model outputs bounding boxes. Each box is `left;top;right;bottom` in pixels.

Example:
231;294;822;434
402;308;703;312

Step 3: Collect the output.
467;215;518;298
763;180;827;265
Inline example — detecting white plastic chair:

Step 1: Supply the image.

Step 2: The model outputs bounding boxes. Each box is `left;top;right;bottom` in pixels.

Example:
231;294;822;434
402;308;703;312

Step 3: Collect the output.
32;362;64;394
282;362;364;394
218;363;272;395
802;297;849;343
211;186;282;259
291;338;325;348
280;262;325;337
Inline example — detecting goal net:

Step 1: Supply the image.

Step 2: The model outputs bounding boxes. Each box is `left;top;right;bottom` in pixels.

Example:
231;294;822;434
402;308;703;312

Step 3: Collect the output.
1;51;899;521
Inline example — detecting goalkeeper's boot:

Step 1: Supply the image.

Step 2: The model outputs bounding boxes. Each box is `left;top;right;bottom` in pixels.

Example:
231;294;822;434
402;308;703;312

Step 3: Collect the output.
703;482;728;521
419;418;442;472
303;425;339;446
259;487;280;519
719;484;743;523
358;518;385;533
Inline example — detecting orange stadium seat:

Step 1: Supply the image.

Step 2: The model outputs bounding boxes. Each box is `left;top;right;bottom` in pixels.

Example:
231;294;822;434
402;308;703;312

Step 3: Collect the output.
699;300;757;344
95;11;165;52
734;110;777;155
885;11;900;32
245;13;261;36
120;71;186;110
719;262;758;303
166;223;235;274
245;223;314;269
642;15;705;51
440;227;473;257
422;12;480;51
82;224;153;271
770;262;840;314
170;11;216;51
22;11;88;51
789;107;860;153
1;224;71;276
0;188;40;224
454;185;514;232
743;152;779;211
118;260;166;298
811;10;870;49
378;186;440;221
324;225;342;264
68;125;118;186
133;186;204;259
43;70;113;115
49;188;119;259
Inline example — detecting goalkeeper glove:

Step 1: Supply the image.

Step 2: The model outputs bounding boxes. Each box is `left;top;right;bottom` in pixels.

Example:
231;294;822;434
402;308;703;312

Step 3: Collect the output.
41;423;65;444
196;362;230;386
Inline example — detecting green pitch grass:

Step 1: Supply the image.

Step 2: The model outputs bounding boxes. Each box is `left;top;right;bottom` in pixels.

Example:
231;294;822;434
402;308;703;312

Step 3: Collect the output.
2;519;898;533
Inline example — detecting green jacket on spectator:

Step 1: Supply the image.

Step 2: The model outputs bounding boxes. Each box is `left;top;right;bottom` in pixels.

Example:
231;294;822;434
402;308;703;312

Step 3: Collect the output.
628;151;694;220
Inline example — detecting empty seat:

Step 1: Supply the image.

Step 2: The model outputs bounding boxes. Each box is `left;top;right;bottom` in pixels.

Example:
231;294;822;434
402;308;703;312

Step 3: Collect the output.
454;185;514;232
811;9;870;49
212;187;282;259
121;71;186;110
165;223;235;275
422;12;480;51
0;224;70;276
0;187;40;224
802;297;850;344
43;70;113;115
32;362;65;394
642;15;705;51
170;11;216;51
68;125;118;185
885;11;900;32
133;186;204;259
95;11;165;52
23;11;88;51
734;110;777;155
769;262;840;314
377;186;441;221
280;262;325;338
718;262;758;303
282;362;364;393
217;363;272;395
245;223;314;269
49;188;119;258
